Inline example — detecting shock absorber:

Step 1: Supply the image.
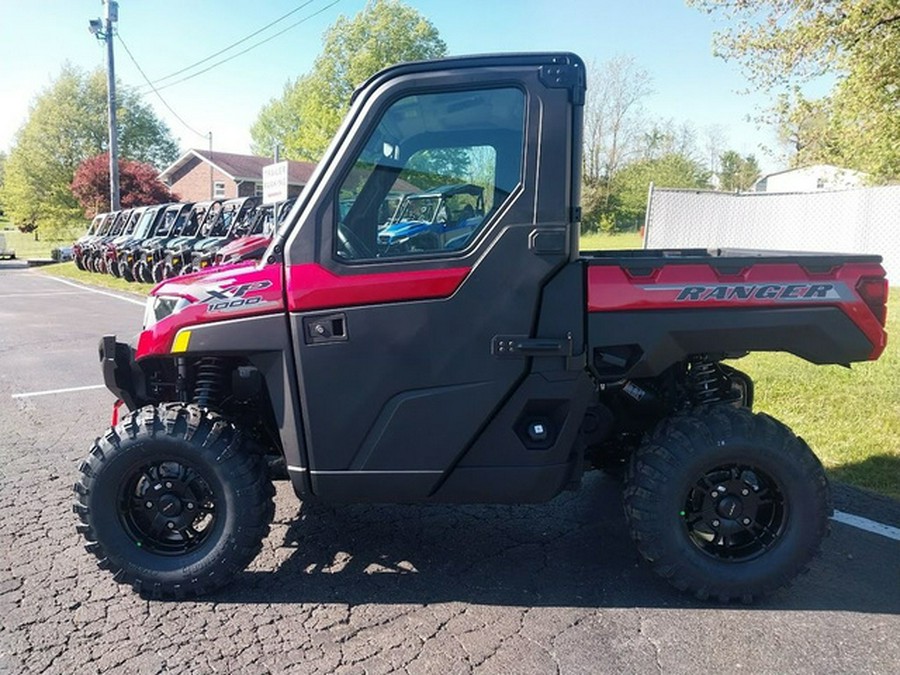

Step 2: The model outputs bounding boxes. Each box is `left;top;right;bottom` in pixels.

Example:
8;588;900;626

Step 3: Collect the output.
689;356;725;404
193;357;227;410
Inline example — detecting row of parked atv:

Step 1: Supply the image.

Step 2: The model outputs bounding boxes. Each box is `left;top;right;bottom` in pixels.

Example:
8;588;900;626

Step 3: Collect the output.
71;196;296;284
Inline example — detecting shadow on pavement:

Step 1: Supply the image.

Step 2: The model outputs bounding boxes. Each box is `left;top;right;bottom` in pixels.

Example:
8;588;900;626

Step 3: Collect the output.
218;473;900;614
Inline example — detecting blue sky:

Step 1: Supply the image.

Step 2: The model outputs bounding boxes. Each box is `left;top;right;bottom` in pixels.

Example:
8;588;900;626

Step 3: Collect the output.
0;0;780;171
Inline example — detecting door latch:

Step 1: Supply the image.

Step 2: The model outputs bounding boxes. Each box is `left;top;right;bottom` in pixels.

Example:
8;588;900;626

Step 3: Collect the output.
303;313;347;345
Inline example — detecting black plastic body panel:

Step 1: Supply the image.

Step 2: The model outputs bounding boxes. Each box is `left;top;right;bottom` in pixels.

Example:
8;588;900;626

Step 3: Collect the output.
589;307;876;378
176;313;311;496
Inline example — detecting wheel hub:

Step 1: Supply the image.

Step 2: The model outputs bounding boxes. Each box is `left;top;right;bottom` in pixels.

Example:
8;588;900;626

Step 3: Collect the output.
716;495;743;519
157;493;183;517
682;463;786;562
118;460;217;556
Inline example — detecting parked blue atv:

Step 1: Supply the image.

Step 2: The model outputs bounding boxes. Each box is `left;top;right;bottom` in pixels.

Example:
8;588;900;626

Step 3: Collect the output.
377;184;485;255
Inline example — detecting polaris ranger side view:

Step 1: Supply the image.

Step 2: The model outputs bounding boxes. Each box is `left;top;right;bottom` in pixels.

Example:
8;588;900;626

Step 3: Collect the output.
76;53;889;602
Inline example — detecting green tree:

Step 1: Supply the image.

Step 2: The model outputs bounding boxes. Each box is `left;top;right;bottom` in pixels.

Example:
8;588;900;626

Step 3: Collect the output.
251;0;446;161
609;153;710;231
718;151;760;192
1;65;178;237
690;0;900;179
581;56;652;231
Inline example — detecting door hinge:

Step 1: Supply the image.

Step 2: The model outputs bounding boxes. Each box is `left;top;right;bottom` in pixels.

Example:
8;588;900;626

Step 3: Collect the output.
539;57;586;105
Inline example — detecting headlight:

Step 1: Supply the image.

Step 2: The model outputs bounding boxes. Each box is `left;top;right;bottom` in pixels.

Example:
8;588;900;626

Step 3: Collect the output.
143;295;191;329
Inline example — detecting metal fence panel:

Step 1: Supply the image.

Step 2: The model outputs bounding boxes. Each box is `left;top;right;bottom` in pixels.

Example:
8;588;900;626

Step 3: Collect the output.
644;186;900;283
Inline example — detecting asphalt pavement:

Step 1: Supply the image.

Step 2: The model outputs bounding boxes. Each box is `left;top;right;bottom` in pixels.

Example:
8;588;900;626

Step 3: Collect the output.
1;261;898;674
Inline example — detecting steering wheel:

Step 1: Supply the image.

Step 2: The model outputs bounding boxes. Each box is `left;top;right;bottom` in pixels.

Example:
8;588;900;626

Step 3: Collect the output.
336;224;375;260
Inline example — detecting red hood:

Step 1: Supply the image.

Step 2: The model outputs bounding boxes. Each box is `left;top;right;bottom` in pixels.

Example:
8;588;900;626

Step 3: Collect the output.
137;262;284;359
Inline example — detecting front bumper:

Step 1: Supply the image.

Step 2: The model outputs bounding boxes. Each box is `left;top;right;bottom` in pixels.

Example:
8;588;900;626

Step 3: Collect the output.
99;335;144;410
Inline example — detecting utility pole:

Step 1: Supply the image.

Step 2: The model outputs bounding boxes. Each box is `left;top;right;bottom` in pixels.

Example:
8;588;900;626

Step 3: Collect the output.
208;132;213;199
90;1;120;211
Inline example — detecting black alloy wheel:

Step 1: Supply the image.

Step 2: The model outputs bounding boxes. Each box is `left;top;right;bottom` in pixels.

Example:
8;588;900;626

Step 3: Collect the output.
74;404;275;599
681;462;786;562
624;405;830;603
117;458;219;556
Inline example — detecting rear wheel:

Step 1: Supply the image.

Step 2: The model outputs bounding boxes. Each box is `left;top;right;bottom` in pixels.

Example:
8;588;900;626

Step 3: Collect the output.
74;404;275;599
624;405;829;602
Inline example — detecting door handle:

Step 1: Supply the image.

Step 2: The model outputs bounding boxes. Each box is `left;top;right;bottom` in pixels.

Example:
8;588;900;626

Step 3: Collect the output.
303;313;348;344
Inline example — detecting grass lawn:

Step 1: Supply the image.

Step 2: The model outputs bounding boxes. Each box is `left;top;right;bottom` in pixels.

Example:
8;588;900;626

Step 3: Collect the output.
732;291;899;499
1;227;83;260
580;230;643;251
38;233;898;499
41;261;155;296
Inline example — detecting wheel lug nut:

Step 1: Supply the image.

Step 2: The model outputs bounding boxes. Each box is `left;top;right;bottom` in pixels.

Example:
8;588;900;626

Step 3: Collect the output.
742;518;751;526
165;482;173;489
712;519;720;527
741;489;749;496
186;503;194;510
166;522;175;529
145;501;153;509
711;491;718;498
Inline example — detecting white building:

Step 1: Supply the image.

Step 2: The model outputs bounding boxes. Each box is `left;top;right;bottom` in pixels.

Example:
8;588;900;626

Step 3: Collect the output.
753;164;868;193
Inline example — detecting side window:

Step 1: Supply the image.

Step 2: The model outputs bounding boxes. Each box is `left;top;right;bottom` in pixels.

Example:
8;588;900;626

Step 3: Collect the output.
335;87;525;261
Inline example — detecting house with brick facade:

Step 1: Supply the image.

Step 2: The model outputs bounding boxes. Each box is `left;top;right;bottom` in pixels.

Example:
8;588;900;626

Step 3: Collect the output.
158;149;316;202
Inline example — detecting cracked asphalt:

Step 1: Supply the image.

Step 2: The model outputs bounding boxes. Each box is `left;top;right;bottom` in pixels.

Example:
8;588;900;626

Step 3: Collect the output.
1;262;898;674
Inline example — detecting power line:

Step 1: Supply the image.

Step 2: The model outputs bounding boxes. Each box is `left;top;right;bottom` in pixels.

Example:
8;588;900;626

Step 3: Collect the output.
150;0;341;93
144;0;320;88
116;32;209;140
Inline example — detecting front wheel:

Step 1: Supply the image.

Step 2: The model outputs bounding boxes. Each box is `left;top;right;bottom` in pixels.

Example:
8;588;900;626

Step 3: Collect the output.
136;261;152;284
152;261;167;283
624;405;829;603
119;259;134;282
74;404;275;599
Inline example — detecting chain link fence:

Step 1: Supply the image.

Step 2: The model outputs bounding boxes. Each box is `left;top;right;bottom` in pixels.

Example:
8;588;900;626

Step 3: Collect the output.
644;186;900;283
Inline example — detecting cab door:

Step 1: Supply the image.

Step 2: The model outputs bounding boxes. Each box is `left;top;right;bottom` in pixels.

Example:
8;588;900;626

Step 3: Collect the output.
283;54;585;502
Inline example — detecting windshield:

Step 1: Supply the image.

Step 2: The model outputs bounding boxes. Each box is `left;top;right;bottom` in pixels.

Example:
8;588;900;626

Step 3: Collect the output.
109;213;128;236
182;207;207;237
123;209;143;235
394;196;440;224
171;210;189;236
211;205;237;237
134;208;158;238
248;206;274;236
156;210;176;237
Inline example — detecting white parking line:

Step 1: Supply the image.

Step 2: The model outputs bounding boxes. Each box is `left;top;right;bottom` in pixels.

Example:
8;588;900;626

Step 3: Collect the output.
12;384;106;399
832;510;900;542
0;291;87;298
40;274;146;307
